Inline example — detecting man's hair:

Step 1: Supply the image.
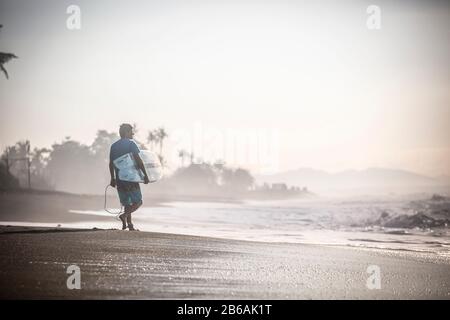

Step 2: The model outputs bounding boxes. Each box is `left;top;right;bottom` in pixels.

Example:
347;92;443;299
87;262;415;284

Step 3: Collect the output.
119;123;133;138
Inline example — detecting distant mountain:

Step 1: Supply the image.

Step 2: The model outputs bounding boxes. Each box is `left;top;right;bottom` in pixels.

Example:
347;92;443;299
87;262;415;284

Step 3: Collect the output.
256;167;450;195
435;175;450;185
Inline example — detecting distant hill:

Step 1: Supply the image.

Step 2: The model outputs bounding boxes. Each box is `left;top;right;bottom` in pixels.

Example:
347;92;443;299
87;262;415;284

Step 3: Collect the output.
256;167;450;196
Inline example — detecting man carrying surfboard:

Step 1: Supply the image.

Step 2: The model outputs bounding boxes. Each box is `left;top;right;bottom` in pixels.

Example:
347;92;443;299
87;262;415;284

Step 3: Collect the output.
109;123;149;231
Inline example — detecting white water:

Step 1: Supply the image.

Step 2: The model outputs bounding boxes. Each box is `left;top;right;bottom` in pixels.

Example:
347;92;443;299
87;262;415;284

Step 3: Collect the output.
3;197;449;260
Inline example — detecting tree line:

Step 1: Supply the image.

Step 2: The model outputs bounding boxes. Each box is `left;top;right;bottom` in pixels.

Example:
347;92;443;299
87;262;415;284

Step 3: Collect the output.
0;128;255;196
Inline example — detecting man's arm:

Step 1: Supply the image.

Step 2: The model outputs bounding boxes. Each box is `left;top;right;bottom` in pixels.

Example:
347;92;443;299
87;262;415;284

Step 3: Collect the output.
130;141;149;184
134;155;149;184
109;160;116;187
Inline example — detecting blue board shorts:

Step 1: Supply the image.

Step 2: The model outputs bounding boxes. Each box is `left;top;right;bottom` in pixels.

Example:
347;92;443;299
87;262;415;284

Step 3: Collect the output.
117;181;142;207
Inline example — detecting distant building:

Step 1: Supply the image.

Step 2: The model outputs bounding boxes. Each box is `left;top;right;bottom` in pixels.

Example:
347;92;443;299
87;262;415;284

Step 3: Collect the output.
272;183;287;191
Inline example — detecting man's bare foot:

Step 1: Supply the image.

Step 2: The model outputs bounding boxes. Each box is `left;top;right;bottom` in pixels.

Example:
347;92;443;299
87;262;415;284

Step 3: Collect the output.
128;224;139;231
118;214;127;230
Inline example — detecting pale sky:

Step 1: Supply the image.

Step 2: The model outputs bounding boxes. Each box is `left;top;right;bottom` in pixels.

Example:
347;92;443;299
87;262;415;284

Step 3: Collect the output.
0;0;449;176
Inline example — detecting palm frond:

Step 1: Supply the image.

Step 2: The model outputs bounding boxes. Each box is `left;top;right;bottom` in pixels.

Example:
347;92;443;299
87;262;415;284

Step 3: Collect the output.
0;52;17;64
0;52;18;79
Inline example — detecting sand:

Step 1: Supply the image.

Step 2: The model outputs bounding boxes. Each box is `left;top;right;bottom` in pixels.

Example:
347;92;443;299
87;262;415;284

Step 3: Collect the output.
0;225;448;299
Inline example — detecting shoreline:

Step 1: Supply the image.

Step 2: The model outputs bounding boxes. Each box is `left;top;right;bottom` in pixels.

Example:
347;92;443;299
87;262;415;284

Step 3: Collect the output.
1;222;448;264
0;225;449;299
0;187;312;204
1;190;449;264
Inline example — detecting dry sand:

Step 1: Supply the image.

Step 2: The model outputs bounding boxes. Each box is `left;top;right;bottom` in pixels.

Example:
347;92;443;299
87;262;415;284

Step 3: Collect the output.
0;225;448;299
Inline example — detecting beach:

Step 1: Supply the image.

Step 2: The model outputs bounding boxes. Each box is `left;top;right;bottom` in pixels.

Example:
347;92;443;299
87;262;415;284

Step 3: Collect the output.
0;225;449;299
1;0;449;304
0;190;449;299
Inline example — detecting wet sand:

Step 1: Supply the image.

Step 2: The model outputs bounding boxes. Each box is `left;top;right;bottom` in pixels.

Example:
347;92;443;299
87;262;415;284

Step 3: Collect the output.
0;225;448;299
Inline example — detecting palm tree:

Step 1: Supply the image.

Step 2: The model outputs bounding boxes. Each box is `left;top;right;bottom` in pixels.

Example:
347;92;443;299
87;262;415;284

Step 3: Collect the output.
132;123;139;135
156;127;168;156
147;130;157;151
0;25;18;79
178;149;189;167
157;154;167;169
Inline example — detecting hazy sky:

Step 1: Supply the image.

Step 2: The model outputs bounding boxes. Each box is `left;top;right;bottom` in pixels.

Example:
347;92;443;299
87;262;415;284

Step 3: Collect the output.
0;0;449;176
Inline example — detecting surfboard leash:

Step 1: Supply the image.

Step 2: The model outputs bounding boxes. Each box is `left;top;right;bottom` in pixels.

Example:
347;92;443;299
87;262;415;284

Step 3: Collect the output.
104;184;123;220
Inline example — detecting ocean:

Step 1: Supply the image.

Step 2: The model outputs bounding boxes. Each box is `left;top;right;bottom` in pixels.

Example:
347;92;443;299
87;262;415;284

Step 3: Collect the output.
3;195;449;261
66;195;450;260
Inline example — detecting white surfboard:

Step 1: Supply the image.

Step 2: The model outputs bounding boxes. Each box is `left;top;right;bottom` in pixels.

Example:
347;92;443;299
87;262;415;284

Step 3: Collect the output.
113;150;163;183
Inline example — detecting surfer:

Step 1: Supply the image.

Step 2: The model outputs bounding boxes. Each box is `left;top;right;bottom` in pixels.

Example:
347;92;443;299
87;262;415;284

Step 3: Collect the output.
109;123;149;231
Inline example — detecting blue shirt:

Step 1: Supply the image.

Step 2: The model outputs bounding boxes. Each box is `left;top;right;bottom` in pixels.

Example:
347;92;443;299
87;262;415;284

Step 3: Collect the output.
110;138;141;188
110;138;140;163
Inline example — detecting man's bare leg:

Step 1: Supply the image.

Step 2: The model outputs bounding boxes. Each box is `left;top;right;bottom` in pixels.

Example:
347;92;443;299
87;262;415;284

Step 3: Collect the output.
119;205;132;230
126;200;142;231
